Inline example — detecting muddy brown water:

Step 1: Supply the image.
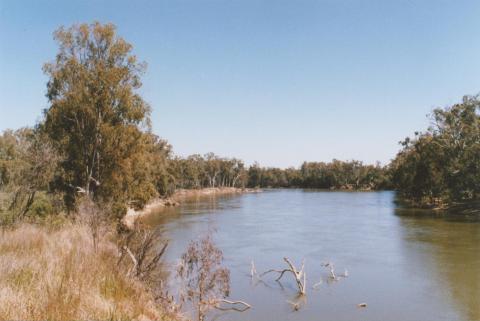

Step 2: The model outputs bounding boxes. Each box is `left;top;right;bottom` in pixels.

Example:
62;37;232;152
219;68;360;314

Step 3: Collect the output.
145;189;480;321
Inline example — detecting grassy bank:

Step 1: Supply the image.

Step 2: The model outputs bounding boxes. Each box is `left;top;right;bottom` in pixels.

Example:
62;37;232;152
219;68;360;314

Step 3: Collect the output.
0;223;175;321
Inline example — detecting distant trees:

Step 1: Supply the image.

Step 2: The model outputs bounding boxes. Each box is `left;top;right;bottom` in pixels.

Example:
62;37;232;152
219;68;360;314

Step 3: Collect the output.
165;155;389;192
167;154;248;190
245;160;389;190
390;95;480;207
300;160;389;190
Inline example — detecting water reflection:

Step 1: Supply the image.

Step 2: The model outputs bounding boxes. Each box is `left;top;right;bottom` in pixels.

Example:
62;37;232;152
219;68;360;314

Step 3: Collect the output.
396;209;480;321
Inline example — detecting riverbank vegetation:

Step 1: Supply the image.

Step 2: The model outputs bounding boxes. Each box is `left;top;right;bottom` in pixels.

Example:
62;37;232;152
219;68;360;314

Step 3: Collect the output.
389;95;480;208
0;22;183;321
0;22;248;321
0;222;175;321
247;160;389;190
165;155;390;191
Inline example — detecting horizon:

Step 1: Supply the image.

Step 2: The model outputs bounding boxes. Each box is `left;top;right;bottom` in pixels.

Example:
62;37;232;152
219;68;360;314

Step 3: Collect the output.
2;0;480;167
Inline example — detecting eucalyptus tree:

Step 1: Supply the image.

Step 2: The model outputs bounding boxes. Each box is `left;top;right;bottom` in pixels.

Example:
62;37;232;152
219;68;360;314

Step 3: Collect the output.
391;95;480;206
42;22;157;210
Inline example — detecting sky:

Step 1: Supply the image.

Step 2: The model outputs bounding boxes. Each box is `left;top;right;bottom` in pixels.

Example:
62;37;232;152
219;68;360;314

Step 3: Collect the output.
1;0;480;168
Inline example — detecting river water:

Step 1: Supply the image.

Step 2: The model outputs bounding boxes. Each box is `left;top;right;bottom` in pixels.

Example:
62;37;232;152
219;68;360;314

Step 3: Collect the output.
145;190;480;321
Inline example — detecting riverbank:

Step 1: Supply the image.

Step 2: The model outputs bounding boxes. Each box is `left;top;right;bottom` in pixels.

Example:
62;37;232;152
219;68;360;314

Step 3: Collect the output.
122;187;261;228
0;223;177;321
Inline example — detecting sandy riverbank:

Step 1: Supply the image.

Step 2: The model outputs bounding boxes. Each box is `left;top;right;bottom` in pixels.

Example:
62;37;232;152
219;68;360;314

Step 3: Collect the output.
122;187;261;228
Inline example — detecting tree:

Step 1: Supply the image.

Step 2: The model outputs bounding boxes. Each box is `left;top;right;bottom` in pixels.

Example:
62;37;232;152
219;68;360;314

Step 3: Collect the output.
204;153;221;188
177;235;230;321
0;128;59;222
390;94;480;206
42;22;154;210
177;235;250;321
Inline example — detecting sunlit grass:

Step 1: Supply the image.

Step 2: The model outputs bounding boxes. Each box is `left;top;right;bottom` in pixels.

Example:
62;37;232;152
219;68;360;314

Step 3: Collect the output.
0;223;173;321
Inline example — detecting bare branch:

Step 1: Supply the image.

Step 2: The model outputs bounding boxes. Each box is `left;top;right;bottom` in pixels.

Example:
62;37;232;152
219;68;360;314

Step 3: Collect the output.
214;299;251;312
250;260;257;278
123;245;138;277
260;257;306;295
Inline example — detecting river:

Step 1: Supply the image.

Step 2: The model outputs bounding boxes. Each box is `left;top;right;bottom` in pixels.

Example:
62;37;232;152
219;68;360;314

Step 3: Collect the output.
144;189;480;321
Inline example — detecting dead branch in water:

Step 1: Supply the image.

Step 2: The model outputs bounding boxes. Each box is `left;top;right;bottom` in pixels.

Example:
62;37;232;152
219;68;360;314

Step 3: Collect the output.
250;260;257;279
311;262;348;289
261;257;307;295
321;262;348;281
213;299;251;312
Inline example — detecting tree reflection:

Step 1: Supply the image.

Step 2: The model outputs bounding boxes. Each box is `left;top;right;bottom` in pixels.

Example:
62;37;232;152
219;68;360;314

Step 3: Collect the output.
396;209;480;321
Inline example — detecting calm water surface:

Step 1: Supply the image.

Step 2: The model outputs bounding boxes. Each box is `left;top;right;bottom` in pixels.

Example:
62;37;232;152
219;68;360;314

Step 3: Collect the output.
145;190;480;321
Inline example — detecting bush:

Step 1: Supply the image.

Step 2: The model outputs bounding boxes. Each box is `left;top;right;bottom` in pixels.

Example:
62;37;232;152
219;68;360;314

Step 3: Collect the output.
26;194;54;218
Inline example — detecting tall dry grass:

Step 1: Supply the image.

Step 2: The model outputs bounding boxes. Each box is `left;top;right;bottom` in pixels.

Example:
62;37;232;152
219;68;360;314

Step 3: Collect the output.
0;223;174;321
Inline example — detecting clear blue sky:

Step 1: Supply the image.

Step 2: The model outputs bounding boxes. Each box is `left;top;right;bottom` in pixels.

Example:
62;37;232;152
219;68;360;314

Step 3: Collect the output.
1;0;480;168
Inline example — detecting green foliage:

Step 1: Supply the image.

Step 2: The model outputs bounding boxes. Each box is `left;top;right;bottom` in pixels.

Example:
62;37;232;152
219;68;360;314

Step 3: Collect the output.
166;153;389;191
246;160;389;190
27;193;55;218
0;128;60;225
390;95;480;206
42;22;170;211
167;153;247;190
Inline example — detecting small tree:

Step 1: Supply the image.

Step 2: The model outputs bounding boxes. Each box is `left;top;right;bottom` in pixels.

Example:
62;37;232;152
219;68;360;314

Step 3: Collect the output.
177;235;250;321
77;197;104;252
118;223;168;284
178;235;229;321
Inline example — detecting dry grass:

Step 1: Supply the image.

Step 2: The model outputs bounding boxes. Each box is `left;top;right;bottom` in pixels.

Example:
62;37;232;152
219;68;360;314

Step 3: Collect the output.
0;223;176;321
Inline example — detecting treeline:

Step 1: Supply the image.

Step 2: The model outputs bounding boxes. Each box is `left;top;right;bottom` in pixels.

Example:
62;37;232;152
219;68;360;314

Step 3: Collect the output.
1;22;479;226
389;95;480;207
165;156;389;191
246;160;389;190
166;153;247;191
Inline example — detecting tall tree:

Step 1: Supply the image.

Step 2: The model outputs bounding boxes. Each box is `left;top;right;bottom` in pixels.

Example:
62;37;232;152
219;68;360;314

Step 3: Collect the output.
43;22;152;209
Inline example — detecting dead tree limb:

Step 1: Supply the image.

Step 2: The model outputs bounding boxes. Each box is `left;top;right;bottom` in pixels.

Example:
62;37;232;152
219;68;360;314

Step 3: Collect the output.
250;260;257;279
124;246;138;277
261;257;306;295
214;299;251;312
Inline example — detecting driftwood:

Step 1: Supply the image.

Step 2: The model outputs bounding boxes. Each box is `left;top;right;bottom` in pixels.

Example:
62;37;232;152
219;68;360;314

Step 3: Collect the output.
250;260;257;279
311;262;349;291
260;257;307;295
213;299;251;312
321;262;348;281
